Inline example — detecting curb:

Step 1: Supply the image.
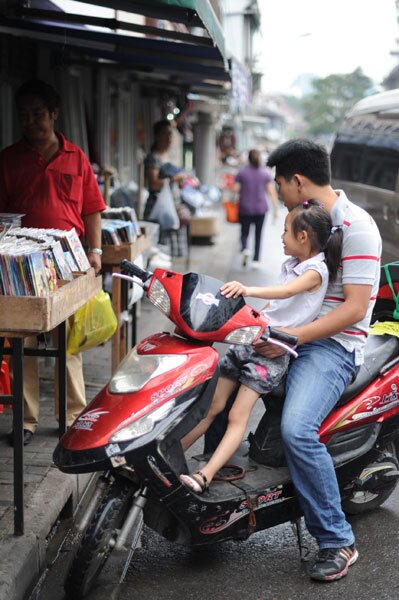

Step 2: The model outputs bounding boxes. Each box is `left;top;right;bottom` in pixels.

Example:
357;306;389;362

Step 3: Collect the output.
0;468;91;600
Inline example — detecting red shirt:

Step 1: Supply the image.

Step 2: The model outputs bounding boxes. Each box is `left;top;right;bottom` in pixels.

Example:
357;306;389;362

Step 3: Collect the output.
0;133;106;237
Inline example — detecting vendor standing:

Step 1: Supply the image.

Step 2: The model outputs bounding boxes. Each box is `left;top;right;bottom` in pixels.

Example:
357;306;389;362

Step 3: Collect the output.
0;79;106;445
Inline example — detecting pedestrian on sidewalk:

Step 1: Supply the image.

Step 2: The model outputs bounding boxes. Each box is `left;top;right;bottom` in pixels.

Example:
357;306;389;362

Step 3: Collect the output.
0;79;106;445
180;200;342;493
234;149;279;269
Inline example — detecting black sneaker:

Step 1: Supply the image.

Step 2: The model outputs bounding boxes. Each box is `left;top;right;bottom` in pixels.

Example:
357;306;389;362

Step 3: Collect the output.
310;544;358;582
7;429;34;447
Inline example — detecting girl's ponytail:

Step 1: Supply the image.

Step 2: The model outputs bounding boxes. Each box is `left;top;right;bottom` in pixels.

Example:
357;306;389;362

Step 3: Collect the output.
325;226;343;283
291;200;343;283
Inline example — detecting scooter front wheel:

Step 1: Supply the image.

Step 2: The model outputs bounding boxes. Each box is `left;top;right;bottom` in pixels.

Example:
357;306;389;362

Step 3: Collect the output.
64;478;134;599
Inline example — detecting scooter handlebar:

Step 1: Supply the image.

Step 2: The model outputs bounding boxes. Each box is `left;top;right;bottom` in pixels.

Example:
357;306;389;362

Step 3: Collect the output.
120;259;153;283
268;327;298;348
260;327;298;358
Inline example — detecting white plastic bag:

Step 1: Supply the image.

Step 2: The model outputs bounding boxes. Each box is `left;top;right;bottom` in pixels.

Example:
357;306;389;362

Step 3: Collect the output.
149;182;179;230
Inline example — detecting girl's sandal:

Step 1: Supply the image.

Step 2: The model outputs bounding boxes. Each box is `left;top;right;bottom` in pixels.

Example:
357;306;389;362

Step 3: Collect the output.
180;470;209;494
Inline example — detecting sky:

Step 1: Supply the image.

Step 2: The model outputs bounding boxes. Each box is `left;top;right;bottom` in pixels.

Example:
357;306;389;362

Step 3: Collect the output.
257;0;399;95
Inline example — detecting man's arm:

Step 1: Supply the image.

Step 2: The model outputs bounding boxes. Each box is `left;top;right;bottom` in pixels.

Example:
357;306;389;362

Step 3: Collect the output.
83;211;102;274
253;283;372;356
287;283;372;344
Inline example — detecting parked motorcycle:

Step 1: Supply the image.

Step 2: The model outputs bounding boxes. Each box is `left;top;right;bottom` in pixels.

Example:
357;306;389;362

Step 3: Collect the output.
54;260;399;599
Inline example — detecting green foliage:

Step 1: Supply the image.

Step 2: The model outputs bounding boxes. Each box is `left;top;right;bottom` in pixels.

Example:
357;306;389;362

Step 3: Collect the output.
301;68;373;137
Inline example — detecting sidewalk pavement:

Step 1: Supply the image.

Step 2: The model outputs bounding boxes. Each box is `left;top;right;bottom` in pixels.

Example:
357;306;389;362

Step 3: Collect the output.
0;205;286;600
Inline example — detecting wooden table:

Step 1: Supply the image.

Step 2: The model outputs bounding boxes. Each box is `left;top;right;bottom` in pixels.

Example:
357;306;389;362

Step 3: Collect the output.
102;231;150;373
0;269;101;535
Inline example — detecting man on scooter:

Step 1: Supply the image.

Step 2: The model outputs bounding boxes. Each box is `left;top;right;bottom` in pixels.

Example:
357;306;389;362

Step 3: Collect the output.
207;139;382;582
264;139;381;581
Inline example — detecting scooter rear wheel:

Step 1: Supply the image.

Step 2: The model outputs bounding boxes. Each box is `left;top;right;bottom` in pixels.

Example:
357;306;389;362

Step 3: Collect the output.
64;478;133;599
342;443;399;515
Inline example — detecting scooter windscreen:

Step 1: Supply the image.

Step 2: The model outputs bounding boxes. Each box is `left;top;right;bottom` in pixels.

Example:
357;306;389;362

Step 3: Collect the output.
179;273;245;333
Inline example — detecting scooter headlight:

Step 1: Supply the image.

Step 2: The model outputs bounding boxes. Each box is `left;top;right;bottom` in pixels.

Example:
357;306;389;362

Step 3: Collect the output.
110;398;176;442
109;348;187;394
224;326;261;345
148;279;170;316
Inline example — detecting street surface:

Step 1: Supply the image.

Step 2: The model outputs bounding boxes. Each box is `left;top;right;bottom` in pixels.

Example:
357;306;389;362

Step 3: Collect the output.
30;211;399;600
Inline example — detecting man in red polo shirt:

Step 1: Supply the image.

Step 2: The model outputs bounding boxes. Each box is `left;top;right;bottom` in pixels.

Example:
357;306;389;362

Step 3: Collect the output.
0;79;106;445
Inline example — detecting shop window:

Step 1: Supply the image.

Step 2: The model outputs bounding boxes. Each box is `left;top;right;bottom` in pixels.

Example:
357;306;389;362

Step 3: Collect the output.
363;148;399;191
331;142;366;183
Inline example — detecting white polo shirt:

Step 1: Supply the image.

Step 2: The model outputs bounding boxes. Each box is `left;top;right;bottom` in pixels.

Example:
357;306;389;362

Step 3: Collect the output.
319;190;382;365
263;253;329;329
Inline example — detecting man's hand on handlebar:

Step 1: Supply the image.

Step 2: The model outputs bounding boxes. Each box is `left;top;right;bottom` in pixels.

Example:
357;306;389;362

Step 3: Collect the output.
252;338;287;358
253;327;297;358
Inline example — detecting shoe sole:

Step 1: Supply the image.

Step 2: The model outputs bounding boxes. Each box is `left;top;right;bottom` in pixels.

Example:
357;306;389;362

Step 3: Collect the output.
311;549;359;582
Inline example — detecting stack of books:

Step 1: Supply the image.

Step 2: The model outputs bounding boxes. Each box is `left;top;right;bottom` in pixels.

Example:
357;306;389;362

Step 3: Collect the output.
101;219;137;245
0;227;91;297
101;207;141;245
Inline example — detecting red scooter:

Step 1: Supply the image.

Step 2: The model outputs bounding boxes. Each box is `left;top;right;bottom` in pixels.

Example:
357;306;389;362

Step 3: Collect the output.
54;260;399;599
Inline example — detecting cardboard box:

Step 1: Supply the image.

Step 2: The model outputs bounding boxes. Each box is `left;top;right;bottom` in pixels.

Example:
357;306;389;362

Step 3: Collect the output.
0;269;101;334
189;215;220;238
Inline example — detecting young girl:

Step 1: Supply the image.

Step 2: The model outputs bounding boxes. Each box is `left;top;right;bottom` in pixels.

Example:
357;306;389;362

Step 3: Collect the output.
180;200;343;493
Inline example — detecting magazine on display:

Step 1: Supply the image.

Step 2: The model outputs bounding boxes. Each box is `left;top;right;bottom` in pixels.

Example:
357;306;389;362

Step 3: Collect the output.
0;226;89;296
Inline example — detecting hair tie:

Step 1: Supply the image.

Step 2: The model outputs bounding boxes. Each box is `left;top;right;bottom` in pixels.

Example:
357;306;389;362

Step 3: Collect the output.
324;225;341;249
302;201;309;207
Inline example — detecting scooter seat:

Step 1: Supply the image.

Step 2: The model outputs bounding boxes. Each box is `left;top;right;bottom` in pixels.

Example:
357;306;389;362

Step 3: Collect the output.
336;334;399;406
265;335;399;408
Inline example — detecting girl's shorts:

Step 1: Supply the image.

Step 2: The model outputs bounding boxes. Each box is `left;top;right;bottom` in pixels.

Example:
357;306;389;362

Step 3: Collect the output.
219;344;290;395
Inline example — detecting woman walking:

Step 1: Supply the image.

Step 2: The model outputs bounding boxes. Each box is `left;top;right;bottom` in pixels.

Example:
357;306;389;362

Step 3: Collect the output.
234;149;279;268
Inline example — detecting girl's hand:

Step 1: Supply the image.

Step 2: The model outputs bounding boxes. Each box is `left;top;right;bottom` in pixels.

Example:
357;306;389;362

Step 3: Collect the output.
220;280;247;298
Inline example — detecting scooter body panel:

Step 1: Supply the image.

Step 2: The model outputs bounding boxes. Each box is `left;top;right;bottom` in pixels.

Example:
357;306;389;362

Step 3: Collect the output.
150;269;271;343
60;333;219;451
320;363;399;440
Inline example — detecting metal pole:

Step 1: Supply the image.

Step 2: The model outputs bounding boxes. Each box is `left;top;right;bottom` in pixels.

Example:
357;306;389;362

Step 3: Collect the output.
12;337;24;535
58;321;67;437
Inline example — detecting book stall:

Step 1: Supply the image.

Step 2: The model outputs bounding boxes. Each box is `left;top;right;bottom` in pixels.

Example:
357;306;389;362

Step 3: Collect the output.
100;207;150;372
0;217;101;535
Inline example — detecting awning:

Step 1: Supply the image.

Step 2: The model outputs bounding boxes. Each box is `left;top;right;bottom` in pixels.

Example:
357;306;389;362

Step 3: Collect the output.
65;0;226;59
0;0;229;94
142;0;226;59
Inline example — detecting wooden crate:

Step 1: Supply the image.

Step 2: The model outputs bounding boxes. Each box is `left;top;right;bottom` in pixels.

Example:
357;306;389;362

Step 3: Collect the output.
102;230;150;266
0;269;101;334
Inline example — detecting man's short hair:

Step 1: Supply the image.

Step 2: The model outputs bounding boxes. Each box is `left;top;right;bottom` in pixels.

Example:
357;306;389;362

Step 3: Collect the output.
267;139;331;186
15;79;61;113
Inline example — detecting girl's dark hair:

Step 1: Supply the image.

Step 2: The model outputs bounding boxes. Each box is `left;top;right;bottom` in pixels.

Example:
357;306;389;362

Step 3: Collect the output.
290;199;343;282
248;149;261;168
15;79;61;113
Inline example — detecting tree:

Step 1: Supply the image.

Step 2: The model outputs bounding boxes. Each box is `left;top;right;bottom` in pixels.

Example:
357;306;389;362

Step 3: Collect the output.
301;68;373;137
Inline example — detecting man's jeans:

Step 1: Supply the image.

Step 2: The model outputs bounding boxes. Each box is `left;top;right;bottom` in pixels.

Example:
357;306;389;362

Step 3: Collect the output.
282;338;358;548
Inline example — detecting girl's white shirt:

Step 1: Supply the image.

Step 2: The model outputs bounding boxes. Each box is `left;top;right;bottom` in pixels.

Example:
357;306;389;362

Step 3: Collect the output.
262;252;329;329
